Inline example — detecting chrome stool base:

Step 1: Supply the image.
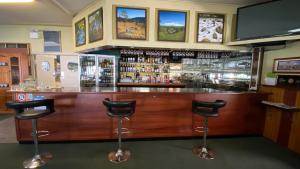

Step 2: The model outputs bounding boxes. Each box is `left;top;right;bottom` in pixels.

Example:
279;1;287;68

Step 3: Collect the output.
108;149;131;164
23;152;52;169
192;146;215;160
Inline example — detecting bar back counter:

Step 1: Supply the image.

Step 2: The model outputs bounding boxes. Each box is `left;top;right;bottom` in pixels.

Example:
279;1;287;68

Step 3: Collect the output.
10;87;268;142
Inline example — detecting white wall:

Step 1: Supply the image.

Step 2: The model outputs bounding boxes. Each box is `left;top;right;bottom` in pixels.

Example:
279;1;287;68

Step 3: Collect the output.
261;41;300;83
0;25;74;53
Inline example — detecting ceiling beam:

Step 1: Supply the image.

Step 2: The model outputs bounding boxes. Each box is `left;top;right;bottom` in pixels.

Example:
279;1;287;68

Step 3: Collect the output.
50;0;72;15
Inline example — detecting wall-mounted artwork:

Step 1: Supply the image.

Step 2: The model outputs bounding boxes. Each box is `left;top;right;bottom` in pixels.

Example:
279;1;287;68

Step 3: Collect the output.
75;18;86;47
116;7;147;40
88;8;103;43
158;10;187;42
273;57;300;73
41;61;50;72
197;13;225;43
67;62;79;72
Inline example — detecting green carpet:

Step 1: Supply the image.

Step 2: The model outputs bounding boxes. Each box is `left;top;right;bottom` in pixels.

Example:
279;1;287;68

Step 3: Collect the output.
0;114;12;121
0;137;299;169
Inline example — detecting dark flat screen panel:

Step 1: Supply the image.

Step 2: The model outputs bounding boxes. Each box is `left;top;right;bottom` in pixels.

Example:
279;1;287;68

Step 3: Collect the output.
236;0;300;40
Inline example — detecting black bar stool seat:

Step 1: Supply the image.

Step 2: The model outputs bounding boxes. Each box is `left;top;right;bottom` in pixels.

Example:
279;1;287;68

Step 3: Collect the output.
103;100;135;118
192;100;225;117
103;98;136;164
15;109;52;120
6;99;55;169
192;99;226;160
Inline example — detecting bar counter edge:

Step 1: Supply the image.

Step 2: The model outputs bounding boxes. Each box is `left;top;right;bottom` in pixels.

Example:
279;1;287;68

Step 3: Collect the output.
10;87;269;142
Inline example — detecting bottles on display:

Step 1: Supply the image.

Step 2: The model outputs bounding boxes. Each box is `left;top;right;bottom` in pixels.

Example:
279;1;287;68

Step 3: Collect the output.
119;49;253;90
98;58;114;87
119;49;174;84
80;56;115;87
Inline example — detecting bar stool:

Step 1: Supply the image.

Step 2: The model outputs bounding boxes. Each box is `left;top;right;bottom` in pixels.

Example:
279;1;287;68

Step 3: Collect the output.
102;98;136;163
6;99;55;168
192;100;226;160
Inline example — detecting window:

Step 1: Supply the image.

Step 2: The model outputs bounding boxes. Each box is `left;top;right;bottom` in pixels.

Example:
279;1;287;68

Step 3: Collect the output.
43;31;61;52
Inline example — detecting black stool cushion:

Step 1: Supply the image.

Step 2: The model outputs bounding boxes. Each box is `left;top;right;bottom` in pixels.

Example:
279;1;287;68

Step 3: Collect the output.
192;100;226;117
15;109;52;120
103;98;136;118
6;99;55;120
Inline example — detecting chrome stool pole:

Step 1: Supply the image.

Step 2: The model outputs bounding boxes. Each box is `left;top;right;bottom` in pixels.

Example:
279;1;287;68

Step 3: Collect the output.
192;100;226;160
192;117;215;160
108;117;130;163
103;98;136;164
6;99;55;169
23;119;52;169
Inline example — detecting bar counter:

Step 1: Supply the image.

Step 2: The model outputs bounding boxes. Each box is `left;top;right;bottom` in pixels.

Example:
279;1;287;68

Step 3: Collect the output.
10;87;268;142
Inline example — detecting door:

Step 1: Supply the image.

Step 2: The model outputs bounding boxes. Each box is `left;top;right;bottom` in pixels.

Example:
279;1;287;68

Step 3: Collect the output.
35;54;57;88
60;55;80;88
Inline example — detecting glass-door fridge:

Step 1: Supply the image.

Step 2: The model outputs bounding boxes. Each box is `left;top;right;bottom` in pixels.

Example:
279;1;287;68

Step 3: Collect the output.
80;55;96;87
98;55;115;87
80;55;115;87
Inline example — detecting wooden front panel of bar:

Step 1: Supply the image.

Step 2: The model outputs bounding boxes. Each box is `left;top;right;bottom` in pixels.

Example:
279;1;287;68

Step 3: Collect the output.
15;92;267;142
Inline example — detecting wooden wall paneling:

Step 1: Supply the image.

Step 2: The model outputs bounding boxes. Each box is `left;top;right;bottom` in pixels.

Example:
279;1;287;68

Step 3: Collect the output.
277;87;298;146
16;93;114;141
113;93;194;138
14;92;268;141
288;91;300;154
193;93;266;136
260;86;284;142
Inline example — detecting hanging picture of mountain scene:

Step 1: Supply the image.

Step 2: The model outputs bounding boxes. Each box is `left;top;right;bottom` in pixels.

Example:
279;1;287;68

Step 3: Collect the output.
75;18;86;46
88;8;103;43
116;7;147;40
158;10;187;42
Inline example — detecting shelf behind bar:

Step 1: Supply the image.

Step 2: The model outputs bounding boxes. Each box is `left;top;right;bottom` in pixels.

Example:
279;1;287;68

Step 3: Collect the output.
116;83;186;88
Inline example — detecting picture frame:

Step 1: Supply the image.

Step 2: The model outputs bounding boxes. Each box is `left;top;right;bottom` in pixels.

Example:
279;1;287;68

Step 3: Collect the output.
75;18;86;47
88;8;103;43
116;6;147;40
157;10;187;42
273;57;300;73
197;13;225;43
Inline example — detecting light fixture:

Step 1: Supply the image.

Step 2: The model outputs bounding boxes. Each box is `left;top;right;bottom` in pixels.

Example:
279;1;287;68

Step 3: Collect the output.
0;0;34;3
288;28;300;33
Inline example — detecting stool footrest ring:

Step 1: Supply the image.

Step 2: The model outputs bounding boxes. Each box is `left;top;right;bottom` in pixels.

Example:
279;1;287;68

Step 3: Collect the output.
114;128;130;134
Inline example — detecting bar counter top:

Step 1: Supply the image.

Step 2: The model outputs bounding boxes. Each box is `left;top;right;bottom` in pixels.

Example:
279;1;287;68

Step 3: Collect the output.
9;87;258;94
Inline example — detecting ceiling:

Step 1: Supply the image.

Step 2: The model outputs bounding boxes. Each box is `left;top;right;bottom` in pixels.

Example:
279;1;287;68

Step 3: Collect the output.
193;0;270;5
0;0;269;26
0;0;95;26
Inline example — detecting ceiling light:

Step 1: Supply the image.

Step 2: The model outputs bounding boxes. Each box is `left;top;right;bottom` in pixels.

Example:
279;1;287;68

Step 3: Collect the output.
0;0;34;3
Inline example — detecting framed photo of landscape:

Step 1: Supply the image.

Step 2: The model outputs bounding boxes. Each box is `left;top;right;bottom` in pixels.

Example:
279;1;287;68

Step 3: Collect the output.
273;57;300;73
75;18;86;47
157;10;187;42
116;6;147;40
88;8;103;43
197;13;225;43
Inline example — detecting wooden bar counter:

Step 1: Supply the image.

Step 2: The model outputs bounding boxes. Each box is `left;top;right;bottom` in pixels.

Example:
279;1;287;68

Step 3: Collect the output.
10;87;268;142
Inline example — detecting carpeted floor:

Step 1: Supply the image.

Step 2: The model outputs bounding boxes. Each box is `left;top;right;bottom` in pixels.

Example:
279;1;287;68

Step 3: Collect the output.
0;114;17;143
0;114;12;121
0;137;299;169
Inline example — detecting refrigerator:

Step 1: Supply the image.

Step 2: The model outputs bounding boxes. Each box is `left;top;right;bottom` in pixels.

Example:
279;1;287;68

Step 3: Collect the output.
79;54;116;87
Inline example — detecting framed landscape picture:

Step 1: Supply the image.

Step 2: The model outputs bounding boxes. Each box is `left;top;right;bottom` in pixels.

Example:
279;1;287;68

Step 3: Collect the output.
197;13;225;43
158;10;187;42
116;6;147;40
273;57;300;73
75;18;86;46
88;8;103;43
